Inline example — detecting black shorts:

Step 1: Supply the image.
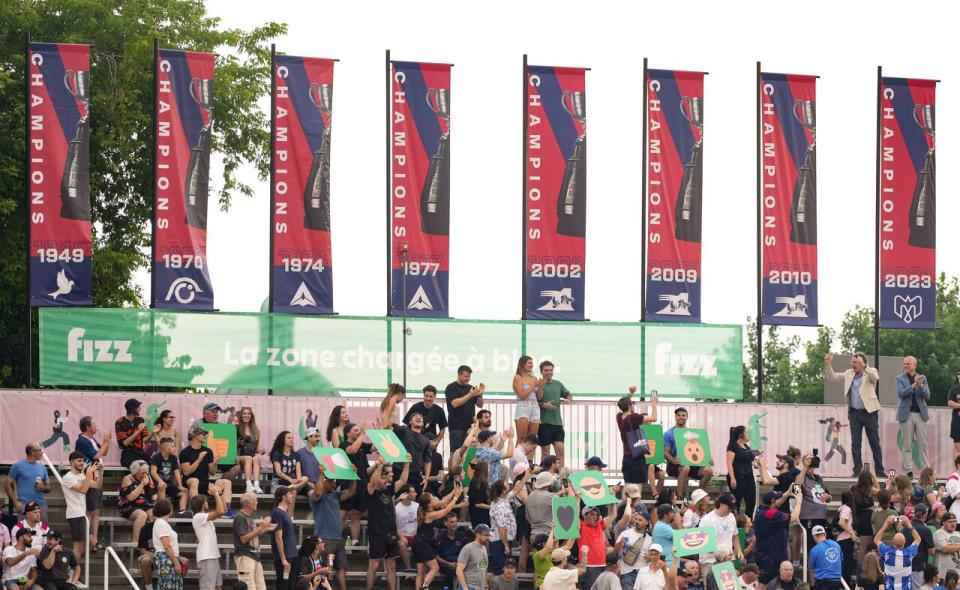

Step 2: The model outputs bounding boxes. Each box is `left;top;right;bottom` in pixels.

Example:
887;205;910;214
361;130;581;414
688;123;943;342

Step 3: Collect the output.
340;484;367;512
85;488;103;512
952;417;960;443
189;477;213;496
622;453;648;484
370;534;401;559
412;538;437;563
666;463;707;479
538;423;565;446
758;561;780;584
68;516;86;543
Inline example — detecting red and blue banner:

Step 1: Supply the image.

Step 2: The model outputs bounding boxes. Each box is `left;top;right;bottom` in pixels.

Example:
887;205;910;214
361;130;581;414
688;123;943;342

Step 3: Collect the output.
28;42;93;306
153;49;215;310
760;73;819;326
879;77;937;329
525;66;587;320
271;55;335;314
390;61;451;317
644;69;704;322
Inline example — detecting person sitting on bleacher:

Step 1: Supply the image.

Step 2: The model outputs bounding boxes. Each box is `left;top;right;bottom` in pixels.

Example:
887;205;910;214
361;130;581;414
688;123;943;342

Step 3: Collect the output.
118;460;158;547
10;503;49;550
115;399;151;469
150;438;191;518
2;528;40;590
36;530;80;590
180;427;234;518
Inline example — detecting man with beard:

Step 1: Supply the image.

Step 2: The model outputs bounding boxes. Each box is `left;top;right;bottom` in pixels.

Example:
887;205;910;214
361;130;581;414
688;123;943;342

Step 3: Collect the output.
615;503;652;589
934;512;960;580
456;524;491;590
663;407;714;498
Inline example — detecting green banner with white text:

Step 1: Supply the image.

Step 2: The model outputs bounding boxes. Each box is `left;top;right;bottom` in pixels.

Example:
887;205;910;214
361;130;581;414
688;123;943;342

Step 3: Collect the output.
39;309;742;398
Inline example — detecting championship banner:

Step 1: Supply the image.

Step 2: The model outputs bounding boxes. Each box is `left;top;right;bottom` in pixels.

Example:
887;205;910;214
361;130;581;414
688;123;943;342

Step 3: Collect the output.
389;60;451;317
645;69;704;322
879;77;936;329
28;42;93;306
525;65;587;320
759;73;819;326
153;48;215;310
271;55;335;313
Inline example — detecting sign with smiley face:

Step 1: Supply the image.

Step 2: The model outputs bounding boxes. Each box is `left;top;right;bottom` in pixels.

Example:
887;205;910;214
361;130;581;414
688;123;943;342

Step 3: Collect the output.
673;526;717;557
711;561;742;590
311;447;359;480
675;428;711;467
552;495;580;540
642;424;664;464
570;470;617;506
367;429;412;464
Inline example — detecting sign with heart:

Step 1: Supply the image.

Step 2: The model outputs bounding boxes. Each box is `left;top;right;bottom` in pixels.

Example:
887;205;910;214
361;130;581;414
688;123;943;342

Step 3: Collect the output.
312;447;359;480
673;526;717;557
552;495;580;539
367;429;412;464
200;423;236;464
642;424;664;463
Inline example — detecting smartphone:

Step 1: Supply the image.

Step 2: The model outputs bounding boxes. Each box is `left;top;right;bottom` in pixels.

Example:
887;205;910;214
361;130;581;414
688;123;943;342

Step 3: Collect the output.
792;484;801;495
888;469;896;478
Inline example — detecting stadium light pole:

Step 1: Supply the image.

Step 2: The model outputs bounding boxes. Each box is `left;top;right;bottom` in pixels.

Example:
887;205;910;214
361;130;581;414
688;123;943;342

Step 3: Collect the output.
400;241;409;389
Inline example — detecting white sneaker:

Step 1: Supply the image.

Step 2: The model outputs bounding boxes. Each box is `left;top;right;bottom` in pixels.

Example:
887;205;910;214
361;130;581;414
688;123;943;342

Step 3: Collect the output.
253;483;264;494
245;481;254;493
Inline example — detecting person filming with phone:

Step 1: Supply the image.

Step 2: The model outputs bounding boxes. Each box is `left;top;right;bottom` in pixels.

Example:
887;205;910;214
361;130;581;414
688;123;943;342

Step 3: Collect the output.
796;452;832;552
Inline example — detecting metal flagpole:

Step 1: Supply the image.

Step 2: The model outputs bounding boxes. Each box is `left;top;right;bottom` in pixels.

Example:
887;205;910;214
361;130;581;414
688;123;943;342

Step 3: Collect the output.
756;61;764;403
267;44;277;396
151;39;159;310
24;32;32;388
873;66;882;368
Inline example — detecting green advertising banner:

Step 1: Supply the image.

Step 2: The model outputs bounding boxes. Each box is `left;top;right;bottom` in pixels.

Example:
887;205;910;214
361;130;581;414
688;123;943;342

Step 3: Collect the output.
39;309;743;398
201;423;237;465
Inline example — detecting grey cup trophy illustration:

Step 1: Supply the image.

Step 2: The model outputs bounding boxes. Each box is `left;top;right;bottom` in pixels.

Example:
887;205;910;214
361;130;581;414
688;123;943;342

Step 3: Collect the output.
420;87;451;235
789;99;817;245
674;96;703;242
909;103;935;249
303;82;333;232
60;69;91;221
184;77;213;230
556;90;587;237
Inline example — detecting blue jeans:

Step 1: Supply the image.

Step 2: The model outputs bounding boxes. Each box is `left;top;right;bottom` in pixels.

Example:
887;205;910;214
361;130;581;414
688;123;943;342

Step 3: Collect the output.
488;540;506;575
620;570;638;590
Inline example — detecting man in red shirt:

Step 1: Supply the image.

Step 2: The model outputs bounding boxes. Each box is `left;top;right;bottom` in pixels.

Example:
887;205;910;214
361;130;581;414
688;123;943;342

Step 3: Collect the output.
579;505;617;589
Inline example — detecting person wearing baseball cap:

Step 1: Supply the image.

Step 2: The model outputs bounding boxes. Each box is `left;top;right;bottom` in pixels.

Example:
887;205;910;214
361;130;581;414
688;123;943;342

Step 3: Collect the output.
116;398;150;468
580;502;618;589
590;550;621;589
909;502;934;589
634;543;666;590
809;524;843;590
5;527;40;585
757;451;800;502
698;493;744;575
934;512;960;579
10;500;50;549
455;524;491;590
38;528;82;589
191;401;244;483
542;544;588;590
489;556;518;590
753;487;802;586
615;501;652;588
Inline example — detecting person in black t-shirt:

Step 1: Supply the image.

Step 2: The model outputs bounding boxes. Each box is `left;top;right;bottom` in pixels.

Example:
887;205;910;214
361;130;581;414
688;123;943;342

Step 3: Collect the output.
38;529;80;589
179;426;234;514
149;437;189;515
365;457;409;590
137;521;155;589
340;422;373;548
403;385;448;446
444;366;484;454
949;371;960;455
726;425;757;517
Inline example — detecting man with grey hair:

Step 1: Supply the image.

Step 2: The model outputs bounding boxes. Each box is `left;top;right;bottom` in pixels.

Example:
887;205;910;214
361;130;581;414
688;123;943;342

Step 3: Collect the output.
764;561;797;590
825;351;885;476
896;355;931;478
233;492;276;590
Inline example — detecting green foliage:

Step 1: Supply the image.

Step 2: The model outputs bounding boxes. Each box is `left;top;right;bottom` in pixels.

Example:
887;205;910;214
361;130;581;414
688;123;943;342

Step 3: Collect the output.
744;274;960;405
0;0;285;387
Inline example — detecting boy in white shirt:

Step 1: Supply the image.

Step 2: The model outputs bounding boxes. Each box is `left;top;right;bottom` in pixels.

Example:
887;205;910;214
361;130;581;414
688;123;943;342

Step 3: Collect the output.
60;452;96;576
190;486;226;590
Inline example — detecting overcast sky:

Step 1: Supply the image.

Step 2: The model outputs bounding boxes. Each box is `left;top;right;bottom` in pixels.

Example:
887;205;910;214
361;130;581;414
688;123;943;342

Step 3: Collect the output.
146;0;960;345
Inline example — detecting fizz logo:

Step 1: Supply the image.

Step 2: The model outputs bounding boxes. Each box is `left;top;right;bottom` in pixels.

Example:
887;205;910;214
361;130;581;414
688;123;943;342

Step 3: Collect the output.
653;342;716;376
67;328;133;363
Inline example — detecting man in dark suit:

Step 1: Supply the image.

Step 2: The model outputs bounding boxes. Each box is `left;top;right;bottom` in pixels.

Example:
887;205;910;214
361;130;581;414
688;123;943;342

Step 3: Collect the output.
896;356;931;478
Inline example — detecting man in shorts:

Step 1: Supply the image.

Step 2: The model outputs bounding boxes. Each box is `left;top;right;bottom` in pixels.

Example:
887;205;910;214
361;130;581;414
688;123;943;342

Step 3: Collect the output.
178;427;234;516
311;468;356;590
616;386;658;491
365;458;409;590
536;361;572;468
59;452;95;576
664;407;714;498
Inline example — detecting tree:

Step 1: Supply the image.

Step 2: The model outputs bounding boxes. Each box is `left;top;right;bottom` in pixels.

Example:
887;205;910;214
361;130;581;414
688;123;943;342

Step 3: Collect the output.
743;318;832;404
0;0;285;387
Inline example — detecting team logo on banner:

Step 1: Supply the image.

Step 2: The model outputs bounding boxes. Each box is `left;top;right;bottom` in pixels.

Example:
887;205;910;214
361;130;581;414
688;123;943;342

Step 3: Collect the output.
645;69;704;322
28;43;93;306
390;61;451;317
153;49;215;310
879;77;936;329
271;55;335;314
759;73;819;326
525;65;587;320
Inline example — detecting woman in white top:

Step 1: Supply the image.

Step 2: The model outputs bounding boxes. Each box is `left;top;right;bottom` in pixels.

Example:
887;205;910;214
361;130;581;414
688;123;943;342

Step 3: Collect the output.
512;356;545;461
151;498;183;590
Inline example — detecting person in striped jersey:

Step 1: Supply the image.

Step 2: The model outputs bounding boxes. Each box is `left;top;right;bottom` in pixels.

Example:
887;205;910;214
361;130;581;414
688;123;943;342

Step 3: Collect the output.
874;514;922;590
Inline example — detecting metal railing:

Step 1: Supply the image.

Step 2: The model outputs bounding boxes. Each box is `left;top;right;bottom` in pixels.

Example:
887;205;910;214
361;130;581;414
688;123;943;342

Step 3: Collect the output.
104;545;140;590
42;450;90;589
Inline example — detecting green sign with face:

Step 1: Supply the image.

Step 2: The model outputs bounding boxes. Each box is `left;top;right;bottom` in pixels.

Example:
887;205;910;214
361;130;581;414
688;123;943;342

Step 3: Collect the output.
674;526;717;557
200;423;236;465
552;495;580;540
569;470;616;506
311;447;359;480
711;561;742;590
367;429;411;464
675;428;712;467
